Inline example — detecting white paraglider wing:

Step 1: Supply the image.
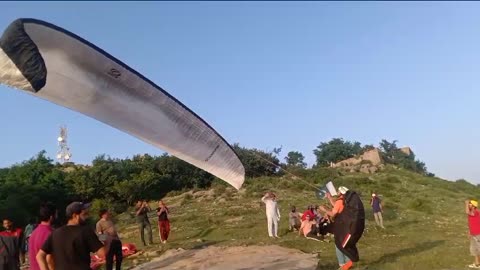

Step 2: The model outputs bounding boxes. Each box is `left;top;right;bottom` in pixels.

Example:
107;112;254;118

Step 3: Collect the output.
0;18;245;190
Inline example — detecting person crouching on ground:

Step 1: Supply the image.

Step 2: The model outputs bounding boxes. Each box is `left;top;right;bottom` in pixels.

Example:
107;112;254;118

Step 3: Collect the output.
96;209;122;270
261;192;281;238
301;205;314;222
289;206;301;232
466;200;480;269
299;214;324;241
156;201;170;244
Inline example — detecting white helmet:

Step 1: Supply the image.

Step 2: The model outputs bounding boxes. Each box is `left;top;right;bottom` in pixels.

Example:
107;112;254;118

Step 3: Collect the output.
338;186;349;195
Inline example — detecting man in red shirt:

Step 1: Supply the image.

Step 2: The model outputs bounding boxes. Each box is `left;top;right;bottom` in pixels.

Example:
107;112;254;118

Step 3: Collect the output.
29;203;56;270
301;205;315;221
0;218;25;270
466;200;480;269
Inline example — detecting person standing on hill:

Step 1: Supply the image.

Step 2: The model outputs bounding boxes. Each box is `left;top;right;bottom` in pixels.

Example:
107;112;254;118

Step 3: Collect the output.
156;201;170;244
28;203;56;270
370;193;385;229
23;218;37;257
466;200;480;269
261;192;281;238
135;200;153;246
96;209;123;270
36;202;106;270
0;218;25;270
320;190;349;270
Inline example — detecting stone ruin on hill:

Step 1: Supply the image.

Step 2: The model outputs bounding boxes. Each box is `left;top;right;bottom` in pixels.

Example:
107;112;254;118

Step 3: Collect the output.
331;148;384;174
331;146;414;174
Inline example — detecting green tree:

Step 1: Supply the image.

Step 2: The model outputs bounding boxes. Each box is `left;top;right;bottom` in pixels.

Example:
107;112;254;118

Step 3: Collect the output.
285;151;307;168
379;139;399;162
313;138;363;166
362;144;376;152
0;151;74;225
378;139;428;174
232;144;280;177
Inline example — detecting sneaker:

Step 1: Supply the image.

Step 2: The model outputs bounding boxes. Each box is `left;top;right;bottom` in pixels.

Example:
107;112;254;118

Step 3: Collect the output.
468;264;480;268
341;260;353;270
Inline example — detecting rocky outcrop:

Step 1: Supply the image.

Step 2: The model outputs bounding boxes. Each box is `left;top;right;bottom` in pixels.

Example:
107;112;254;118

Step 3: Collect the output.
333;148;383;174
400;147;413;156
333;148;383;167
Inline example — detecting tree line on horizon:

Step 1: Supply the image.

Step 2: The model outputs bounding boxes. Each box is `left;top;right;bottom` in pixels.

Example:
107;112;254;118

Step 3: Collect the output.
0;138;432;226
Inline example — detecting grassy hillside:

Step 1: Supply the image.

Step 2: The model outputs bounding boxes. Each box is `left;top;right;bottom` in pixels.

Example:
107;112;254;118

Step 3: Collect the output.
110;166;480;270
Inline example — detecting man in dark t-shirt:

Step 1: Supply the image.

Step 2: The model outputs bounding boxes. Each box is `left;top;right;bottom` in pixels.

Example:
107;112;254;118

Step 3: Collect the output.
36;202;105;270
135;200;153;246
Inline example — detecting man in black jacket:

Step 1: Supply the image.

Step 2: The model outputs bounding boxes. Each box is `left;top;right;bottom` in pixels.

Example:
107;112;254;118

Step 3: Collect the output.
0;218;25;270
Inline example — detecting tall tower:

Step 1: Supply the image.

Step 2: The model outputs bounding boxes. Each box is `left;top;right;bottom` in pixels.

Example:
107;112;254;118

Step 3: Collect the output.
57;125;72;163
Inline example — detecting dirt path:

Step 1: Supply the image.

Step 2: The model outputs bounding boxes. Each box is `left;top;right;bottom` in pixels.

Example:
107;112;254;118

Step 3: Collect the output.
132;245;319;270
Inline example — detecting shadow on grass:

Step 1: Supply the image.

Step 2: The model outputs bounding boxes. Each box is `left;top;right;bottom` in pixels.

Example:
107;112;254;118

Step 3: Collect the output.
367;240;445;267
316;261;340;270
191;240;225;250
316;240;444;270
395;219;419;227
189;227;216;239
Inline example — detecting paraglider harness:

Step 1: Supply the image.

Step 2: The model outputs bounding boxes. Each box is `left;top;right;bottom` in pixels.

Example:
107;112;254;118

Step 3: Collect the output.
341;190;365;223
333;190;365;262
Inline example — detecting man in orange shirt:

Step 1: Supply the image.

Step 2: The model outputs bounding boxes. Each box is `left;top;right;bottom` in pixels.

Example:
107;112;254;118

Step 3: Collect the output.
319;186;353;270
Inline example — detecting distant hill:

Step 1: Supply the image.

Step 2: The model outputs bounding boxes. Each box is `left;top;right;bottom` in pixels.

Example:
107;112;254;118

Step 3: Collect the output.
112;165;480;270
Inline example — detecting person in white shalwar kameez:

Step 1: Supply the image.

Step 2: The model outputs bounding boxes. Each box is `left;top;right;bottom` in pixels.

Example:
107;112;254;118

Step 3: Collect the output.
261;192;281;238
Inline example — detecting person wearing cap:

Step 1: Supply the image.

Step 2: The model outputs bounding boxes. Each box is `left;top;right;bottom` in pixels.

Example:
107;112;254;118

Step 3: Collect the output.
319;186;354;270
370;192;385;229
36;202;106;270
466;199;480;268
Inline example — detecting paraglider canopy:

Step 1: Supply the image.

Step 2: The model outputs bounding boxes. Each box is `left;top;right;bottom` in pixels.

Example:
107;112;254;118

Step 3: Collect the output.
0;18;245;189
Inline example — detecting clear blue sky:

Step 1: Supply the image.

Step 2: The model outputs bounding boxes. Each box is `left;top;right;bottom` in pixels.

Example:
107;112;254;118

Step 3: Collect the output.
1;2;479;183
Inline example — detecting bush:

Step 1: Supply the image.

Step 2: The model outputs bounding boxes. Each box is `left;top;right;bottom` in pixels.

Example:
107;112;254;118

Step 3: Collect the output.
214;185;227;197
408;198;432;214
385;176;401;184
181;193;194;206
90;198;110;218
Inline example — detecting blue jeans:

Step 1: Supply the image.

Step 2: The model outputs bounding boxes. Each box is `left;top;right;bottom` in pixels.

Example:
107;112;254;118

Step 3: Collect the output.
336;246;349;266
